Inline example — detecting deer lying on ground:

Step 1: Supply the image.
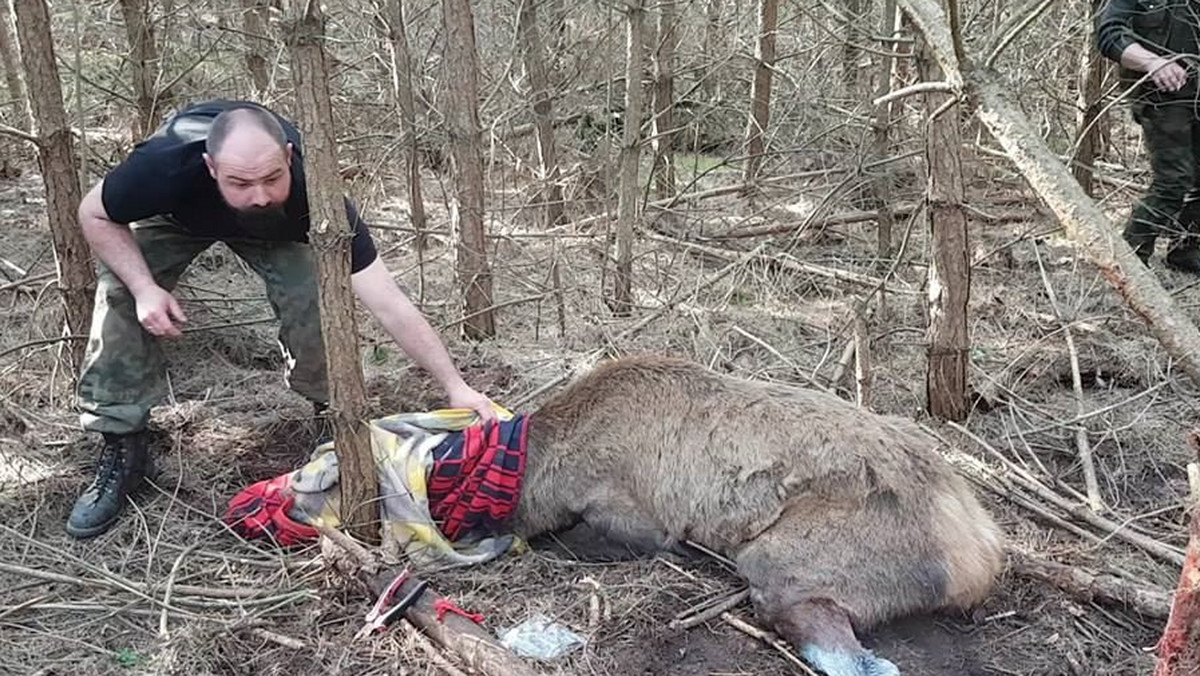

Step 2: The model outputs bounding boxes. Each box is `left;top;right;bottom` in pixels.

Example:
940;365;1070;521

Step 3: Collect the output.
513;356;1005;676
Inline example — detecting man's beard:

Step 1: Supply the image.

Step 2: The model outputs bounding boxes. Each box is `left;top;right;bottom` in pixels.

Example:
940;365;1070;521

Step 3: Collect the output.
233;204;288;236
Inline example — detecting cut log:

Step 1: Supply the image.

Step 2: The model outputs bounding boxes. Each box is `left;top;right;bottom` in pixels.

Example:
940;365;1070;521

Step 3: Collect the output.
1012;556;1170;620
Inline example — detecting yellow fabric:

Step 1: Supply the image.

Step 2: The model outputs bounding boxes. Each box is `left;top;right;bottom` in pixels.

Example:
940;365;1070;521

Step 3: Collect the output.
287;402;521;568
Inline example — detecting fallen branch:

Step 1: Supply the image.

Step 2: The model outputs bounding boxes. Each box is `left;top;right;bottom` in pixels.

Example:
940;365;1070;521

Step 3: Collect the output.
944;422;1186;566
646;230;918;295
406;623;471;676
248;627;307;650
722;613;819;676
712;204;918;239
1033;243;1102;513
1011;555;1170;619
0;561;286;602
671;589;750;630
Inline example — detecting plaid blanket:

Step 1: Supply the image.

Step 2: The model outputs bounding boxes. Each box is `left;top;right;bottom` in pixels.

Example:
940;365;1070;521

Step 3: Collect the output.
224;406;529;568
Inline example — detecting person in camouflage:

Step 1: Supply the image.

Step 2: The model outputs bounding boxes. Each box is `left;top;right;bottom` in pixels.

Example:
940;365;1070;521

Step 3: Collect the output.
68;100;496;539
1097;0;1200;273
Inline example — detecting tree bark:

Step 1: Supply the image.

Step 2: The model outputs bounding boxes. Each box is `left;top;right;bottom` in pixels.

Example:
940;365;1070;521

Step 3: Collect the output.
442;0;496;339
610;0;646;317
283;2;378;544
743;0;777;185
1072;0;1104;197
917;37;969;422
14;0;95;372
893;0;1200;390
651;0;676;199
117;0;164;139
0;0;30;133
241;0;271;96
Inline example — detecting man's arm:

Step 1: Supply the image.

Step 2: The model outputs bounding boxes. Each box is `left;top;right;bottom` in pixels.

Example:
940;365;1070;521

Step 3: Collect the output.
1095;0;1188;91
1120;42;1188;91
350;256;495;421
79;180;187;338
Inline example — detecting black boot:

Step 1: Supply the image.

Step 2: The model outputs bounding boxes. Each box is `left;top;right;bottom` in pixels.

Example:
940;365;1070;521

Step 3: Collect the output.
1167;243;1200;275
66;432;152;539
1123;226;1155;265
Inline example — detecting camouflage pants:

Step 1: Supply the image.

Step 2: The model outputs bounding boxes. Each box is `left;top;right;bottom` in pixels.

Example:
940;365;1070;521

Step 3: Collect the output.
77;216;329;435
1125;102;1200;251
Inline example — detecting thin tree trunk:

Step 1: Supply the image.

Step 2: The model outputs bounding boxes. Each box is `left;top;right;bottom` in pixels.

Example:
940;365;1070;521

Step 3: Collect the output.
844;0;863;98
1072;0;1104;197
14;0;95;372
651;0;676;199
517;0;565;229
241;0;271;96
117;0;164;139
442;0;496;339
871;0;900;267
917;36;969;422
284;2;377;544
0;0;29;177
743;0;777;185
516;0;567;336
701;0;723;102
0;0;30;133
895;0;1200;390
610;0;646;316
384;0;429;251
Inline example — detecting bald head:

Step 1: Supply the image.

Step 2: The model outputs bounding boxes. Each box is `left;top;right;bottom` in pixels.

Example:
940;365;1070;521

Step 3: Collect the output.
203;105;294;228
206;105;288;159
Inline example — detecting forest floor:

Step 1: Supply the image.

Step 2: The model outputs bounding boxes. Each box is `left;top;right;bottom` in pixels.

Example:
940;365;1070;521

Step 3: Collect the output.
0;145;1194;675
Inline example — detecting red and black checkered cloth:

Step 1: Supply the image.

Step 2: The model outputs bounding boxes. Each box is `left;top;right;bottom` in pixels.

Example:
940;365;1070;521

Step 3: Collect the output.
429;415;529;541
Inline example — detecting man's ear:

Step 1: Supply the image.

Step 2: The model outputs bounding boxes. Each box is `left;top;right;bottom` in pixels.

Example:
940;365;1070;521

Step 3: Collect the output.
203;152;218;180
285;142;294;166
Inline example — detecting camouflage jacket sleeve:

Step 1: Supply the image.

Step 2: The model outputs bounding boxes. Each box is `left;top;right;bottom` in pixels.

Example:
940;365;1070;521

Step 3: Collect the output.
1095;0;1144;63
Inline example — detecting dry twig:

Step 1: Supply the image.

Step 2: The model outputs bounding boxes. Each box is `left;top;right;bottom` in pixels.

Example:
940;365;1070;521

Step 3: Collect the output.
1033;242;1102;512
722;613;819;676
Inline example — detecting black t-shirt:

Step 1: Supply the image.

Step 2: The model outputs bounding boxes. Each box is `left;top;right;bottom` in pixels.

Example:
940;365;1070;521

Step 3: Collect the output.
101;99;378;273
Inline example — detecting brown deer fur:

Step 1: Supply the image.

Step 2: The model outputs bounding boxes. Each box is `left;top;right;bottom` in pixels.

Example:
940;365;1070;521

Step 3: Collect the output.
512;356;1004;673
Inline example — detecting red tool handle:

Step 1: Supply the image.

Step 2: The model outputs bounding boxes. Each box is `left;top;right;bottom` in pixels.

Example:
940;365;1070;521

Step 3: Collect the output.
433;598;485;624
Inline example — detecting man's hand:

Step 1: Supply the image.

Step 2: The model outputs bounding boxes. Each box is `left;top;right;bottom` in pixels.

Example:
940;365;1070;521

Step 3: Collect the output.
1149;56;1189;92
352;258;499;423
447;381;497;423
135;285;187;339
